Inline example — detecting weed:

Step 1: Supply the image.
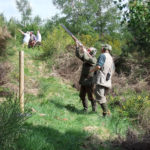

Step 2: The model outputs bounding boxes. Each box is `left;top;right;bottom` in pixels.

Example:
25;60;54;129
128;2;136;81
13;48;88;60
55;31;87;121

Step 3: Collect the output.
0;96;30;149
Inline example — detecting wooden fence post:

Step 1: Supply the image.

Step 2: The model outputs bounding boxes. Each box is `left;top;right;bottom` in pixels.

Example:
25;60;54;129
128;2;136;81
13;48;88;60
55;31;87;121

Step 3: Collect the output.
19;51;24;113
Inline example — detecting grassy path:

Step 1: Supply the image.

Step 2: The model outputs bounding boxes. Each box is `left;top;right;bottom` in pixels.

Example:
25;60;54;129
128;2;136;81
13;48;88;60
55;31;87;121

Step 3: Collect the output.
13;48;128;150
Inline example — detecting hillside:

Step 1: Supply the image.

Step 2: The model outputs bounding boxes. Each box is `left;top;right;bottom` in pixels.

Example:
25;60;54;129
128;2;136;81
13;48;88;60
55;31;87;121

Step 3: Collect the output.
0;0;150;149
0;45;150;150
52;46;150;93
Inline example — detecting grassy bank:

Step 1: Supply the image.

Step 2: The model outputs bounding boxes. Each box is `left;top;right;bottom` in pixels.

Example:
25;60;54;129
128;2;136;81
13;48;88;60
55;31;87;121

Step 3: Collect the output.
16;76;130;150
2;47;149;150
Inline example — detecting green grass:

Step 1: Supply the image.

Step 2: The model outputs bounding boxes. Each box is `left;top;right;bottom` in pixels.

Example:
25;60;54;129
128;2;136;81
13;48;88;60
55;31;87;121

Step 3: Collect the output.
14;75;130;150
4;46;144;150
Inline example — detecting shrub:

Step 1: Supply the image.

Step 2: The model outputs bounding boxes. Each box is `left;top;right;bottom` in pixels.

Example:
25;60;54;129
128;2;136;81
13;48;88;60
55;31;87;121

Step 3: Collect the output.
0;26;11;56
118;0;150;56
0;96;29;150
100;34;123;56
42;25;73;61
80;34;99;47
0;13;6;27
0;62;11;86
109;91;150;120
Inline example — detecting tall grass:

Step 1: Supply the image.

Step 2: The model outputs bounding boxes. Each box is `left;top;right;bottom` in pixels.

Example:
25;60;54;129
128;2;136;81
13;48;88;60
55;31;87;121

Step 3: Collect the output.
0;26;11;57
0;96;29;150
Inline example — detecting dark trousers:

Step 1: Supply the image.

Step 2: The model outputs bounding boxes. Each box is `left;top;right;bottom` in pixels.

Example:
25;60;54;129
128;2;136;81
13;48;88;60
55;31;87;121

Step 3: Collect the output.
79;85;96;111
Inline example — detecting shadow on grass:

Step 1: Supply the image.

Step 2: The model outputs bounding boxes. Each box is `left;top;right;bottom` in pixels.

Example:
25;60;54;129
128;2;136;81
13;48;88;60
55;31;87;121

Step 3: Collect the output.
50;100;86;114
16;123;88;150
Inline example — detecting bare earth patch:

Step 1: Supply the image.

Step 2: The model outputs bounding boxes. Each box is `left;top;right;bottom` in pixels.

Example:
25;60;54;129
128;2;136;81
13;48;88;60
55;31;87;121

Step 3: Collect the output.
82;126;114;150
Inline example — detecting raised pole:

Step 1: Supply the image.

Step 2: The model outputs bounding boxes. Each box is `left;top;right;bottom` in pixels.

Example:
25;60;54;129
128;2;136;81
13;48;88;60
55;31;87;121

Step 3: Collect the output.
19;51;24;113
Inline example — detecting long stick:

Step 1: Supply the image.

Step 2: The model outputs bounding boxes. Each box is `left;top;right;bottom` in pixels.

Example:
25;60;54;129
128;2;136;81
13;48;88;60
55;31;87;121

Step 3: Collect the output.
19;51;24;113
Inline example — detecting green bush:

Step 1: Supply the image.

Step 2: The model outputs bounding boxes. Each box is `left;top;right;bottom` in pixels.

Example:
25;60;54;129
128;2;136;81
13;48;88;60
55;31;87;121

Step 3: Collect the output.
80;34;99;47
119;0;150;56
0;13;6;27
109;91;150;119
0;96;29;150
0;27;11;57
42;25;73;60
100;34;123;56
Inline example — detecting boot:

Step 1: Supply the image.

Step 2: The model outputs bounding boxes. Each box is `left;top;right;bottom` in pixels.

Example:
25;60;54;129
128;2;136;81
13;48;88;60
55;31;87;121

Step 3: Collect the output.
91;100;97;112
100;103;110;117
82;99;88;112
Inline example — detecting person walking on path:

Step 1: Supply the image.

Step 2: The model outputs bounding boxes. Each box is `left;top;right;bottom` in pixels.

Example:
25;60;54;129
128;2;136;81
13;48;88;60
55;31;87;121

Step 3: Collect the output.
90;44;115;117
18;29;30;48
75;40;97;112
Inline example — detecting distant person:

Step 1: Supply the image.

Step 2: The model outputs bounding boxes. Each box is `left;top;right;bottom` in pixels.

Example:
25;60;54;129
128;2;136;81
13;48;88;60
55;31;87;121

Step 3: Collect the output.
29;31;36;48
18;29;30;48
90;44;115;117
36;30;42;46
75;39;97;112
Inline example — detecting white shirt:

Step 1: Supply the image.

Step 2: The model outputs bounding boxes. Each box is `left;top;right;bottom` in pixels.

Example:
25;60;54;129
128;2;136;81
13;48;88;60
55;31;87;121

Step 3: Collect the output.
36;32;41;42
23;33;30;44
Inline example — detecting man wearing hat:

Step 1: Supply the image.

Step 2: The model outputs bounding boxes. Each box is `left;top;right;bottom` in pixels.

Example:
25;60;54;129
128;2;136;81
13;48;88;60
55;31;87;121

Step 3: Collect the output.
90;44;115;117
75;40;97;112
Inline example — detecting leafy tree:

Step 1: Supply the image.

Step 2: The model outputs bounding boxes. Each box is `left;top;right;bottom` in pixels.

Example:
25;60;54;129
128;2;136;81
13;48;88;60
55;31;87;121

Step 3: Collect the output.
0;13;7;27
53;0;121;38
42;25;73;62
42;15;67;38
117;0;150;56
52;0;123;55
53;0;90;34
7;17;20;38
23;16;43;36
89;0;121;38
32;15;42;26
16;0;32;26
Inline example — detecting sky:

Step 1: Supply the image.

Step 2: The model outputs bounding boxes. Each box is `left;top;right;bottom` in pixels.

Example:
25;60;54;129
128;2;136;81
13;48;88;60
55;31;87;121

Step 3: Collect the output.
0;0;61;21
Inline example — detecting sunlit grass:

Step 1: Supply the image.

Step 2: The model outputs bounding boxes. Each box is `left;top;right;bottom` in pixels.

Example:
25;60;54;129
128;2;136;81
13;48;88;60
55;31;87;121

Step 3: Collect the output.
6;44;149;150
17;75;130;150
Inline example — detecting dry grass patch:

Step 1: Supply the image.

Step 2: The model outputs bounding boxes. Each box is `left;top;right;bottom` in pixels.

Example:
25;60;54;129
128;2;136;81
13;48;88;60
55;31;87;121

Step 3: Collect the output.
0;26;11;56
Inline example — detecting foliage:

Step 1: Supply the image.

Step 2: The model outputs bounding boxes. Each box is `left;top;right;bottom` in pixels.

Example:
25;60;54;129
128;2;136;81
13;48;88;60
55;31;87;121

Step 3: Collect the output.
0;13;7;27
23;16;43;34
53;0;121;36
7;18;20;38
109;90;150;120
80;33;99;47
0;62;11;88
42;25;73;61
42;19;54;34
24;23;39;34
16;22;42;44
15;75;130;150
116;0;150;56
32;15;42;26
0;96;29;150
119;27;134;56
16;0;32;26
101;34;123;55
0;26;11;57
15;0;44;42
52;0;124;56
